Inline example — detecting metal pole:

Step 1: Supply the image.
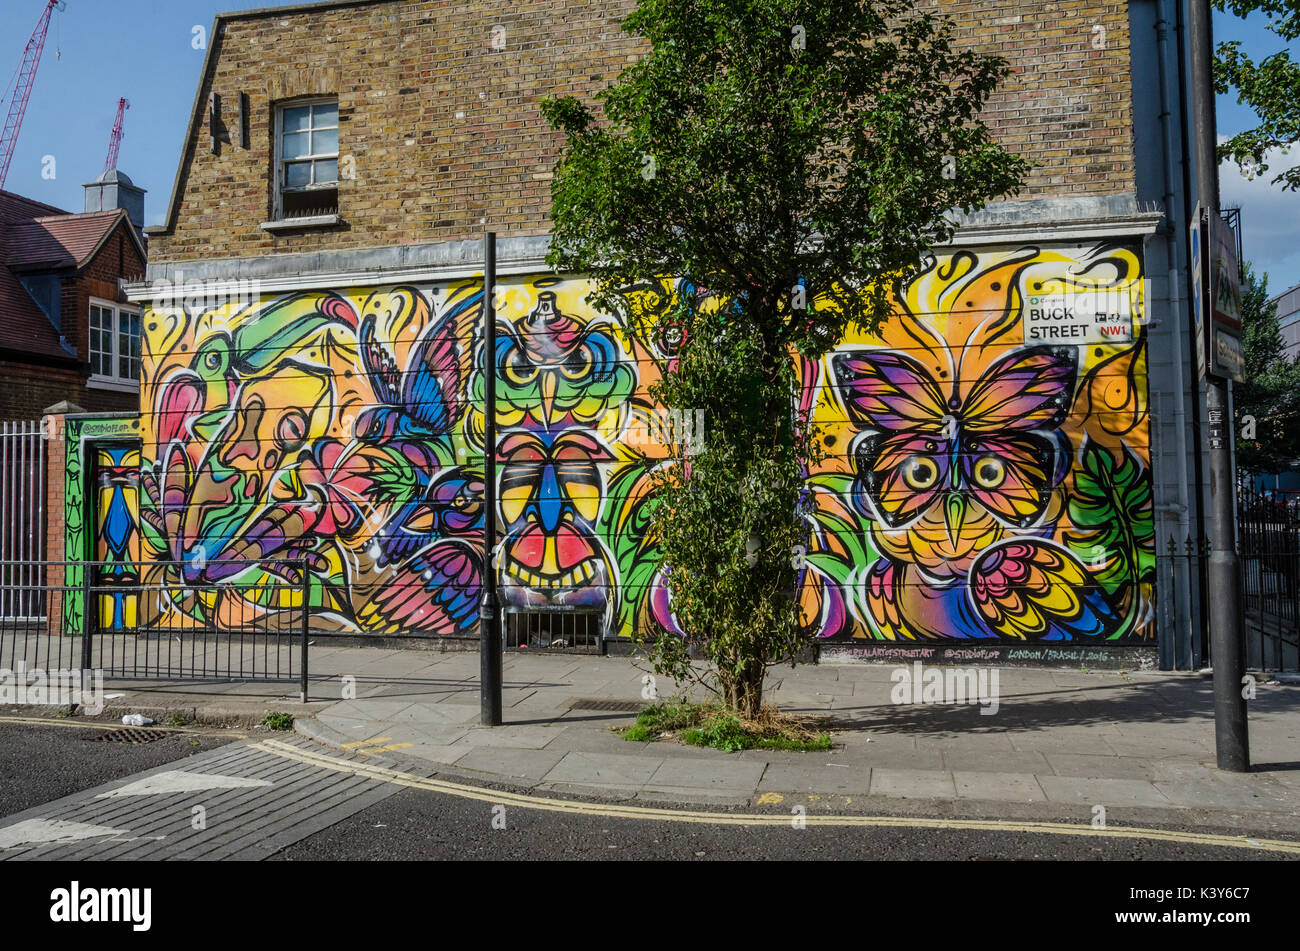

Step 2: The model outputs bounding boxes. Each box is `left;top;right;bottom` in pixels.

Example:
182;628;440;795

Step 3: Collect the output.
300;564;309;704
480;232;503;726
1189;0;1249;770
80;559;92;672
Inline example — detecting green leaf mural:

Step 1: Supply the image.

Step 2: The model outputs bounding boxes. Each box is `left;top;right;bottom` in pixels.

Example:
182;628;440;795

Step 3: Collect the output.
1066;438;1156;599
597;453;661;639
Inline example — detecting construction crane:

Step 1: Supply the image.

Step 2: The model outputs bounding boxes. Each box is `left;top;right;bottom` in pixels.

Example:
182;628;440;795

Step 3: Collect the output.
103;97;129;173
0;1;65;190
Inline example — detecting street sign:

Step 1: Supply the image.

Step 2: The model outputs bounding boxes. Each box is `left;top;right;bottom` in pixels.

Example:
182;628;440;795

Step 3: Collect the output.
1024;291;1132;345
1189;203;1207;379
1189;204;1245;382
1209;212;1244;381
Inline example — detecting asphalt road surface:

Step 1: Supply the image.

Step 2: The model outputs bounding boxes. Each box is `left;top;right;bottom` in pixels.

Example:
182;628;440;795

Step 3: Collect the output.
0;717;238;816
271;782;1293;861
0;717;1292;863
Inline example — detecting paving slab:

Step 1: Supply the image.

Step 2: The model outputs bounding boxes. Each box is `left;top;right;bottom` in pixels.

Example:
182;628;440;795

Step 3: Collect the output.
1152;781;1297;812
1008;732;1117;755
941;749;1052;773
1045;753;1158;781
455;725;567;750
452;748;569;783
870;768;957;799
953;771;1047;803
645;758;766;794
542;751;664;789
1036;775;1172;807
854;747;946;771
387;702;480;725
757;762;873;795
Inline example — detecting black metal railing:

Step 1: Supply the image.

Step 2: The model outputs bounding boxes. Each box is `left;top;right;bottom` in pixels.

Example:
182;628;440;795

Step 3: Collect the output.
1238;486;1300;673
0;559;311;700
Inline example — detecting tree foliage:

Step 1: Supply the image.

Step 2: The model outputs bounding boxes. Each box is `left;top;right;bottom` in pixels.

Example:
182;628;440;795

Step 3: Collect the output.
1213;0;1300;190
542;0;1028;716
1234;262;1300;471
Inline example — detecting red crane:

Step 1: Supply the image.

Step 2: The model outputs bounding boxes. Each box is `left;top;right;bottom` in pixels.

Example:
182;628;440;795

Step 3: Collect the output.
0;1;65;190
103;97;129;173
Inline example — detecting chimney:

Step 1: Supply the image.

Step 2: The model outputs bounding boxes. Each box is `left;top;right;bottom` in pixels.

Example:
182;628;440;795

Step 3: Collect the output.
83;168;146;231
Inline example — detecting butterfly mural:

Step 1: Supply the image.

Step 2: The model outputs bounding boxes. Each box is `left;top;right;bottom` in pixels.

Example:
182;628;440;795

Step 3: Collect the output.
810;245;1153;642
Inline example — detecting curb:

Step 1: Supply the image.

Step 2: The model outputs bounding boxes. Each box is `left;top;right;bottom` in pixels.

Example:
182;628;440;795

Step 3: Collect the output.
288;714;1300;837
4;700;322;730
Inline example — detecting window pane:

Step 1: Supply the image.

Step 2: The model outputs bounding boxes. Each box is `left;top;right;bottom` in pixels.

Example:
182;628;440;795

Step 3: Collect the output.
285;161;312;187
283;105;311;132
282;131;310;159
314;159;338;184
313;102;338;127
90;306;110;375
311;128;337;156
118;311;139;380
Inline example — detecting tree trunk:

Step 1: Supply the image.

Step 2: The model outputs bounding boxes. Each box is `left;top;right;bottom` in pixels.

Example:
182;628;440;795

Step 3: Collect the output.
722;655;764;719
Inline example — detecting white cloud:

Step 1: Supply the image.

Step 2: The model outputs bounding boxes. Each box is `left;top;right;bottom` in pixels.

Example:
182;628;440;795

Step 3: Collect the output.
1218;144;1300;294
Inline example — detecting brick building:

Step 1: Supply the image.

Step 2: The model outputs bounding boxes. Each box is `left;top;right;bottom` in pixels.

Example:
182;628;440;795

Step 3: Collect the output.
0;183;147;421
103;0;1214;668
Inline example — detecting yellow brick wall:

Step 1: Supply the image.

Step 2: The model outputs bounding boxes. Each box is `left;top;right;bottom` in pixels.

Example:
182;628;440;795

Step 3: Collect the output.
149;0;1135;263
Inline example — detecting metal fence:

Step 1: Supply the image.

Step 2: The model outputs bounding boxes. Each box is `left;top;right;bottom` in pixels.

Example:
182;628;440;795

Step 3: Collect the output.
504;607;604;654
0;421;46;621
1238;486;1300;673
0;560;310;700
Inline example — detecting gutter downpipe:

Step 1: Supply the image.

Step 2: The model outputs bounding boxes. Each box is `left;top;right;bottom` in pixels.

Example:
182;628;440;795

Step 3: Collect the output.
1175;0;1211;668
1154;0;1196;669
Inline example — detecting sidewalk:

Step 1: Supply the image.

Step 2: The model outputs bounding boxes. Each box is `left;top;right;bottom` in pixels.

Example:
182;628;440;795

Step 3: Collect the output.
44;645;1300;830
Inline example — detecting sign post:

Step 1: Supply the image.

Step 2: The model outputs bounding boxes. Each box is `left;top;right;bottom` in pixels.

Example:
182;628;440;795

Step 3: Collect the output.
1189;0;1248;772
480;232;503;727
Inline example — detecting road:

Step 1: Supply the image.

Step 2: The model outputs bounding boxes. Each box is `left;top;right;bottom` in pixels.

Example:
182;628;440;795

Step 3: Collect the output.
0;717;1294;862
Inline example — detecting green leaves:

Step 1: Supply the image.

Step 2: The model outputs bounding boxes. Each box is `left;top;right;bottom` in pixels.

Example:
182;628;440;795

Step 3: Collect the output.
543;0;1027;715
1213;0;1300;190
542;0;1030;349
1234;263;1300;473
1066;439;1155;597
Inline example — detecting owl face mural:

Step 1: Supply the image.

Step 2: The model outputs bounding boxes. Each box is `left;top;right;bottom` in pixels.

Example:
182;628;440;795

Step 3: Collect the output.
130;242;1154;647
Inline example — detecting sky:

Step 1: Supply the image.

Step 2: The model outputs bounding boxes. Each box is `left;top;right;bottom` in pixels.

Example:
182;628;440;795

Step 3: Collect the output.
1;0;1298;296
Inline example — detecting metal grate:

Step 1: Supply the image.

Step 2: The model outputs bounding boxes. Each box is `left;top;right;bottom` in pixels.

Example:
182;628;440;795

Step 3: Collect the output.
567;698;645;713
92;727;171;744
505;608;604;654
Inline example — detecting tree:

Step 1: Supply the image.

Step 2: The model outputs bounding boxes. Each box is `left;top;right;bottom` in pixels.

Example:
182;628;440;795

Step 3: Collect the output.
542;0;1029;717
1213;0;1300;190
1235;262;1300;472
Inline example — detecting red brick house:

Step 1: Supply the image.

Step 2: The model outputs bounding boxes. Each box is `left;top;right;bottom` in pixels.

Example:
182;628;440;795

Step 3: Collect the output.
0;185;147;421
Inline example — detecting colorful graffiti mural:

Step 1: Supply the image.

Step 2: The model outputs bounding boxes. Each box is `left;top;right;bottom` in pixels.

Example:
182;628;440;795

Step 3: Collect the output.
61;414;142;636
805;245;1154;641
131;243;1154;644
93;445;141;630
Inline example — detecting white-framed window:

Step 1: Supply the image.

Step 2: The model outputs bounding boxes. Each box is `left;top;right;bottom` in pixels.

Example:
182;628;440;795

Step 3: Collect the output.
88;299;141;389
273;98;339;221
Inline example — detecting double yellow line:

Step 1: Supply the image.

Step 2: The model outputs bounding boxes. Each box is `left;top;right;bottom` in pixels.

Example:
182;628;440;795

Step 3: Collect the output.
253;738;1300;855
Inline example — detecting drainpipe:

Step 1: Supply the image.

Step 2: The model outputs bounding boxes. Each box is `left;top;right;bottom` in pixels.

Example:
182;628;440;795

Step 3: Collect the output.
1175;0;1211;667
1154;0;1195;669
